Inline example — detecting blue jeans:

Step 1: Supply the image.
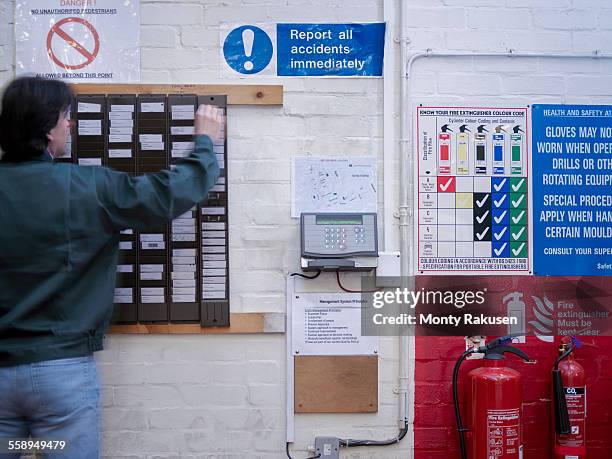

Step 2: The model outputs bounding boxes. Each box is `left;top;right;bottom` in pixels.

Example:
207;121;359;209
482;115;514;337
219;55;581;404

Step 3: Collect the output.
0;355;100;459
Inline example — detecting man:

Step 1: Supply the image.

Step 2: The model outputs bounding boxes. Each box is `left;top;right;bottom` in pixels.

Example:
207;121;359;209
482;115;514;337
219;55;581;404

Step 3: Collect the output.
0;77;223;458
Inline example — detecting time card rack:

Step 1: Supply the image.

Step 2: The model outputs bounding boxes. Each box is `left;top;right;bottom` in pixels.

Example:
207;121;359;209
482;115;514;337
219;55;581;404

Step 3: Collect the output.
57;93;229;327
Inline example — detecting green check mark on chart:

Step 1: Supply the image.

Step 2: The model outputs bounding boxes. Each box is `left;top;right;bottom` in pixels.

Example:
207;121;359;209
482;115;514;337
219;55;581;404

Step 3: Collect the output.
510;209;526;225
510;241;527;257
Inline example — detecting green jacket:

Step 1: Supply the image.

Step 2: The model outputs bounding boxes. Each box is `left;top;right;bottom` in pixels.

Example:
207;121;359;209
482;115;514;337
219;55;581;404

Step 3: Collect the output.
0;135;219;366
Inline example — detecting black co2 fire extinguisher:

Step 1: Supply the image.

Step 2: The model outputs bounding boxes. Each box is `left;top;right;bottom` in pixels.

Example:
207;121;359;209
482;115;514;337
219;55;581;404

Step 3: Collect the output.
552;336;587;459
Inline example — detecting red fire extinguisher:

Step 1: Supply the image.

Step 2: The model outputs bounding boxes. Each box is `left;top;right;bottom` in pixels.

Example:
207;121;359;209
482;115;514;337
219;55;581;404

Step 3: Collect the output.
453;335;534;459
552;336;586;459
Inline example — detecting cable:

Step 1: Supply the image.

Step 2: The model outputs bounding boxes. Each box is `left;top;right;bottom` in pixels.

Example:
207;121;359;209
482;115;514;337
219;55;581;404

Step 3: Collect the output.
335;270;379;293
286;442;321;459
290;270;322;280
339;420;409;447
453;349;476;459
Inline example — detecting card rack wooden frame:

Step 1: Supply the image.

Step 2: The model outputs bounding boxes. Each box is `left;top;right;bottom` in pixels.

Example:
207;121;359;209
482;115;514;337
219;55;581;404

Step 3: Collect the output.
69;84;283;334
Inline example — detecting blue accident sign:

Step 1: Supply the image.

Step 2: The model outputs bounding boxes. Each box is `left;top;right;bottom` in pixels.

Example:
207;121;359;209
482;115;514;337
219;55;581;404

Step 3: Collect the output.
276;23;385;76
222;25;274;75
532;104;612;275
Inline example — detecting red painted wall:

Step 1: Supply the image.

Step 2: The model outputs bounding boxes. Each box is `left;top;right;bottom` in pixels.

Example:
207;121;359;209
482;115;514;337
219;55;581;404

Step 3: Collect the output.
414;336;612;458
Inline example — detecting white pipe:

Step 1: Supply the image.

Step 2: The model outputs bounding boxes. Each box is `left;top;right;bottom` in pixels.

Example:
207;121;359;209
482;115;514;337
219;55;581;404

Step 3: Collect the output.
398;0;412;441
382;0;396;252
406;50;612;79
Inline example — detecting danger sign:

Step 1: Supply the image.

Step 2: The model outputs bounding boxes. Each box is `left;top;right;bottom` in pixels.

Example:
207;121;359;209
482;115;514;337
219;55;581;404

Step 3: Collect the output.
47;17;100;70
16;0;140;82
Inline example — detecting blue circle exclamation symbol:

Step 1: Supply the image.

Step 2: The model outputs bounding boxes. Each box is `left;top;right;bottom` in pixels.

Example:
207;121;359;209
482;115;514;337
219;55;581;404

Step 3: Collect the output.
223;25;273;75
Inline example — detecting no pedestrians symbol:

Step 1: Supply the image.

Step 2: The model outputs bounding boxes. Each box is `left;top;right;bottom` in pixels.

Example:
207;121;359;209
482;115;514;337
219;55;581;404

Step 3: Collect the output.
46;17;100;70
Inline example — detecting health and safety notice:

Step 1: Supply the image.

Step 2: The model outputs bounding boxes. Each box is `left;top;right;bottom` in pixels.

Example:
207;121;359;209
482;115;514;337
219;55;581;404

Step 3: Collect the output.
532;104;612;276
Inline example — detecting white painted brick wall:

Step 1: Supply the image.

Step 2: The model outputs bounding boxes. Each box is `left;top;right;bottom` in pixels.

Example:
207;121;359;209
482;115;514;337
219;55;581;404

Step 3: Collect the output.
2;0;612;457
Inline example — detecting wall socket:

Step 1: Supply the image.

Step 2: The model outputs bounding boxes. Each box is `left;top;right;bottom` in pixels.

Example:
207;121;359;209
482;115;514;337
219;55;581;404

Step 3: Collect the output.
314;436;340;459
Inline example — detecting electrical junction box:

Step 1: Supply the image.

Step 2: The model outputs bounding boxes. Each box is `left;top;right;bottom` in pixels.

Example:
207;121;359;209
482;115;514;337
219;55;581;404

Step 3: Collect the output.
314;437;340;459
375;251;401;287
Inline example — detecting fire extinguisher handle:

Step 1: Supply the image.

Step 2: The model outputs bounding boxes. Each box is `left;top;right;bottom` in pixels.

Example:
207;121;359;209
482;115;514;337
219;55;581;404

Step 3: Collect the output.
490;345;533;362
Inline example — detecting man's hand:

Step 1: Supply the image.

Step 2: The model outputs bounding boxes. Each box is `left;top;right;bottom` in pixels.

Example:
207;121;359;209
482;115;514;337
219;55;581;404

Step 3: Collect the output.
195;104;224;144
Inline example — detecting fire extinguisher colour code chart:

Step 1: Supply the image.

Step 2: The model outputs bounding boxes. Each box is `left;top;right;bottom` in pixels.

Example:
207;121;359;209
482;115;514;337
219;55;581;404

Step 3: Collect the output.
416;107;530;274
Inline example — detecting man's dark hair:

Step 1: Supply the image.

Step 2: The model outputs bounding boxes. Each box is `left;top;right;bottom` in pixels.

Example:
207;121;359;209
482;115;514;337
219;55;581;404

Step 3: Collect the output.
0;76;73;162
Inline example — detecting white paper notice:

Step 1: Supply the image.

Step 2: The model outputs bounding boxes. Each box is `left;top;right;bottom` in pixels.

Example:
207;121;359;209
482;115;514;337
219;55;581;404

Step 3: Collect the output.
109;112;132;120
202;238;226;246
203;276;226;283
141;296;165;303
202;231;225;238
202;291;226;299
108;149;132;158
78;157;102;166
109;135;132;143
202;246;225;253
78;120;101;128
110;127;133;135
140;272;162;281
171;149;190;158
202;268;225;276
172;248;196;257
173;279;196;287
111;105;134;112
203;260;226;269
201;222;225;231
140;264;164;273
172;234;196;242
141;102;165;113
171;111;195;121
172;218;195;227
202;254;225;261
77;102;101;113
141;142;165;151
172;226;196;234
292;157;377;218
291;292;378;356
173;264;197;272
172;256;196;264
117;264;133;273
111;119;134;127
203;283;225;291
173;287;196;295
171;126;195;136
140;234;164;242
172;141;195;150
201;207;225;215
114;295;133;304
140;134;163;143
78;127;102;136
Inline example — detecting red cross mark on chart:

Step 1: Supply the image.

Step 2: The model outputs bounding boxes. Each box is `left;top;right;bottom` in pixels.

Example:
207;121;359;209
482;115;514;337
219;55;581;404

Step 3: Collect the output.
46;17;100;70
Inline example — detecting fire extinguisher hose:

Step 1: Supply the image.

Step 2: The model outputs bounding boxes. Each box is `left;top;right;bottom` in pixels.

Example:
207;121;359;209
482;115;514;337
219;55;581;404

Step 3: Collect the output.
453;348;476;459
553;346;573;435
